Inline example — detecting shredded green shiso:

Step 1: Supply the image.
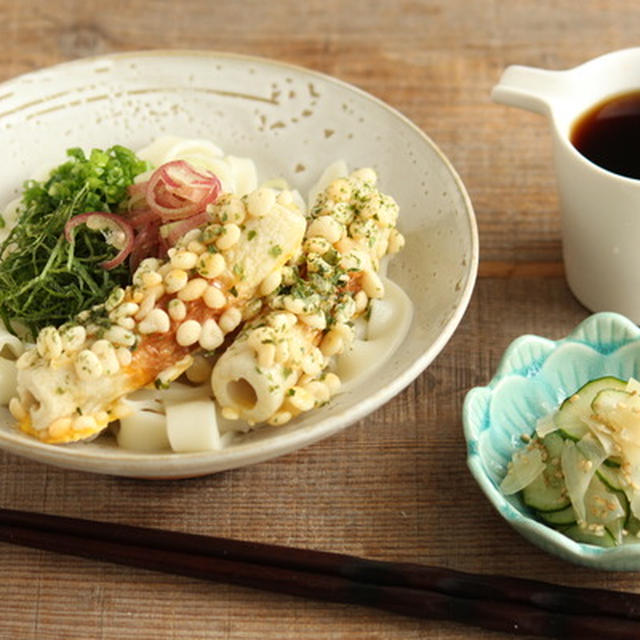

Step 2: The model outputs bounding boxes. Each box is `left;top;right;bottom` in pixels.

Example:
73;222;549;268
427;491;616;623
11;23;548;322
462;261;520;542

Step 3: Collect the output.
0;146;148;339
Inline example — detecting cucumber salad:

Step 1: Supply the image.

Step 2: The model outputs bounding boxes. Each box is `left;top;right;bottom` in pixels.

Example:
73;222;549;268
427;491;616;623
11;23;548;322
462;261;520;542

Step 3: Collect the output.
501;376;640;547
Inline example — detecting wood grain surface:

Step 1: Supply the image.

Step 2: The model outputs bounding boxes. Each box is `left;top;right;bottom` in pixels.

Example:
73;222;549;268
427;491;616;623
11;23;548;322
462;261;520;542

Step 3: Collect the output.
1;1;640;638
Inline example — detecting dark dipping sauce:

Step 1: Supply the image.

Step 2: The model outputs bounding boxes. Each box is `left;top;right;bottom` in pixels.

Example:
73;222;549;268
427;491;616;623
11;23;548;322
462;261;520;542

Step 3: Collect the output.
570;90;640;180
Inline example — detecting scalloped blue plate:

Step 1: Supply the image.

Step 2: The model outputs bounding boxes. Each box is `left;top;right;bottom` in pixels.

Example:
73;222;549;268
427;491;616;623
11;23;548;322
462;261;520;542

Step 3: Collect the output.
463;312;640;570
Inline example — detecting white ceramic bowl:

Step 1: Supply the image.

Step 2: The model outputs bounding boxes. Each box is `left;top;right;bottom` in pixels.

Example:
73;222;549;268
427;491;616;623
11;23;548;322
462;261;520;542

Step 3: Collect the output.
0;51;478;477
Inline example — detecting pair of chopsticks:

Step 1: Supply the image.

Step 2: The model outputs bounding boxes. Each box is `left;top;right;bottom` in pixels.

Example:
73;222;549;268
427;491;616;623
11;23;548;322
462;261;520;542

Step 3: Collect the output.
1;508;639;639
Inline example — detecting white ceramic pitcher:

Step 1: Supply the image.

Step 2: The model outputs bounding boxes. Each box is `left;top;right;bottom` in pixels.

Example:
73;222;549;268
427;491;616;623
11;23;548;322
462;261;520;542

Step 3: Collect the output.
492;48;640;322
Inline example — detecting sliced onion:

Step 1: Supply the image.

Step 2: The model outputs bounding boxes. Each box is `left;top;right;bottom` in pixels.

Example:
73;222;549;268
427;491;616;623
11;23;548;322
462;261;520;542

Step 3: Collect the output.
127;181;148;197
122;160;222;271
157;232;171;259
535;412;558;438
128;208;161;229
585;476;625;526
129;222;161;273
629;479;640;519
145;160;221;221
583;415;618;457
627;377;640;395
64;212;135;269
561;435;607;523
500;445;545;495
125;182;151;213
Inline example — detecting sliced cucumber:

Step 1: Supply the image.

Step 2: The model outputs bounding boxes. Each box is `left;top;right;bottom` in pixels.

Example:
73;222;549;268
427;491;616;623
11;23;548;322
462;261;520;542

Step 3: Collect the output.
597;463;625;492
522;457;569;512
607;515;627;546
562;524;616;547
554;376;626;441
595;464;631;531
583;474;627;544
625;515;640;540
520;432;570;512
541;431;564;459
538;504;576;526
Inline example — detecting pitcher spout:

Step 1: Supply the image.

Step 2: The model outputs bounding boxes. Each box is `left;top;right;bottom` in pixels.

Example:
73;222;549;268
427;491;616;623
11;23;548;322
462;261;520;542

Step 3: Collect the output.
491;65;570;116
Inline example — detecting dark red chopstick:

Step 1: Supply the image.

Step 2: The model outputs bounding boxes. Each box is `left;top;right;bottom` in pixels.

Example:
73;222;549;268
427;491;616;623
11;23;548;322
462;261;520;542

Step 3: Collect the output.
2;507;637;620
1;508;640;639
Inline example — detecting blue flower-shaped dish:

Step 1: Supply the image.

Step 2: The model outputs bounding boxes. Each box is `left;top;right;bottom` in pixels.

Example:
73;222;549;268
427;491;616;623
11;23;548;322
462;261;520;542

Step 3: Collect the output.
463;312;640;570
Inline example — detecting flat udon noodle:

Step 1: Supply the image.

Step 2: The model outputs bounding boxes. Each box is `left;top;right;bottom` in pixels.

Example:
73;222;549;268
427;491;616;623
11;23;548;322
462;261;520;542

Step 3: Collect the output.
163;383;222;453
117;388;169;452
118;383;232;453
334;276;413;392
306;159;348;211
135;136;258;197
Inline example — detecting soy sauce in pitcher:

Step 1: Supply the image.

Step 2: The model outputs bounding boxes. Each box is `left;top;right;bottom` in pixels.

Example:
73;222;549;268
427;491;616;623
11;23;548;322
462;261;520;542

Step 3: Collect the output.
571;90;640;180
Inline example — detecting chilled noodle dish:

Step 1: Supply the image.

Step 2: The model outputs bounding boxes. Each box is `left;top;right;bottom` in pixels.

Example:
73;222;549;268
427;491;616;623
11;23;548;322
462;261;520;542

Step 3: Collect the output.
0;137;412;454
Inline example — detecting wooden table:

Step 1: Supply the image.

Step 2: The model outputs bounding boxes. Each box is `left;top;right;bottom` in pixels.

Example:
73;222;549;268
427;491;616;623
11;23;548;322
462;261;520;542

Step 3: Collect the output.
1;1;639;638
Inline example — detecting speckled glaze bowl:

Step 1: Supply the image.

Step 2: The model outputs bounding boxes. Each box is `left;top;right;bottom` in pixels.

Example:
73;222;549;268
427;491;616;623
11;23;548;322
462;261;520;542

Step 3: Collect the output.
0;51;478;478
463;312;640;570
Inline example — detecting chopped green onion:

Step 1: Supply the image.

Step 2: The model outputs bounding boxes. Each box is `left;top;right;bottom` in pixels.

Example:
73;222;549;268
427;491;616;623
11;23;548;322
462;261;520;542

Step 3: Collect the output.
0;145;147;338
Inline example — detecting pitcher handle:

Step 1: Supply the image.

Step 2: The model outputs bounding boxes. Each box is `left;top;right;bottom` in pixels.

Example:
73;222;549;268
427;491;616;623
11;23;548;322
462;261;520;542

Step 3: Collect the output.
491;65;569;115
